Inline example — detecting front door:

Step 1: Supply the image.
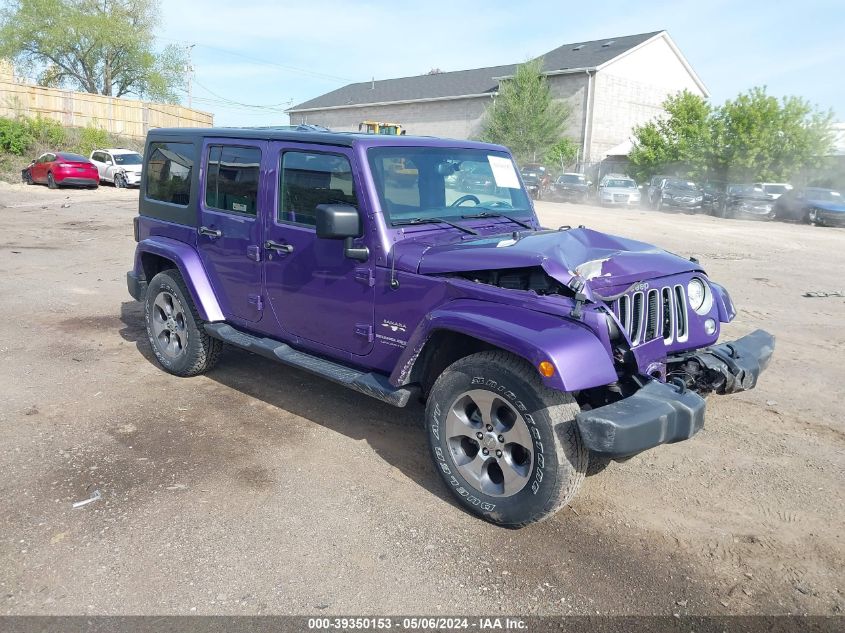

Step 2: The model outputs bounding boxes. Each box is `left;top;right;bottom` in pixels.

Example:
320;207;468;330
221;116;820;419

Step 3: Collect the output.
263;143;375;356
197;139;269;324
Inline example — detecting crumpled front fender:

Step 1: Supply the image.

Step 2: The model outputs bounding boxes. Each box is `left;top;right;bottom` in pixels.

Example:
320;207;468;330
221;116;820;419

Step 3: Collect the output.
133;237;224;322
391;299;618;393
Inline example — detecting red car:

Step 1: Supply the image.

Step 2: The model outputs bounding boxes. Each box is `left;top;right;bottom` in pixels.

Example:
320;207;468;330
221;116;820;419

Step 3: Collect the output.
22;152;99;189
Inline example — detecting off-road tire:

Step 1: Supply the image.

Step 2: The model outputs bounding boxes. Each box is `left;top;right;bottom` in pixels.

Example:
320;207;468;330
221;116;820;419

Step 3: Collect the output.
144;269;222;377
426;350;587;528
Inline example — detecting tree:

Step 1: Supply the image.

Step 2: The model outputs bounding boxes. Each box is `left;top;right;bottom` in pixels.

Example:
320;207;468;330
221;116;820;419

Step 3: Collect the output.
629;87;834;184
628;90;713;182
0;0;187;103
545;137;579;174
711;87;833;182
478;58;570;164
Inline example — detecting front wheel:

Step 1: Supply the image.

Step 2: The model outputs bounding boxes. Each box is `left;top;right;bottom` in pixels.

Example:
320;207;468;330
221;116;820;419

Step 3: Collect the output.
426;351;587;527
114;173;127;188
144;269;223;377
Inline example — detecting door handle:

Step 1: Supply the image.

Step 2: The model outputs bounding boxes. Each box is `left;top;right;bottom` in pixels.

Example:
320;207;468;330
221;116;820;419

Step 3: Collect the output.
199;226;222;238
264;240;294;254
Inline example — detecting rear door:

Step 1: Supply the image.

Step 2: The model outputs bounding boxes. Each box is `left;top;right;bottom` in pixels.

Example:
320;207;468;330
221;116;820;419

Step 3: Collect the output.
90;152;106;180
262;142;375;356
197;138;269;324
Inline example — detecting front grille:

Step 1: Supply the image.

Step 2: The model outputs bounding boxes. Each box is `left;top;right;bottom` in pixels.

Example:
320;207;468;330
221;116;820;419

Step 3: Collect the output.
609;284;689;345
613;194;628;202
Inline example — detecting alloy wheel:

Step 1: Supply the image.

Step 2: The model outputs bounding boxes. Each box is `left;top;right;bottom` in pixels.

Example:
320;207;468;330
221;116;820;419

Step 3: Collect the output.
445;389;534;497
150;290;189;360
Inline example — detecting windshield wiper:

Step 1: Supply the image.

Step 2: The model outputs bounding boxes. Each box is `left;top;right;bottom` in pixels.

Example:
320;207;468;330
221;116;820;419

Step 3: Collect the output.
460;211;534;230
392;217;478;235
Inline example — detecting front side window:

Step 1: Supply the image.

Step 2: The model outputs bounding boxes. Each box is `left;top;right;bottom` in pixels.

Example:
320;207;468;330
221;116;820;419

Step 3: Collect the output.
367;147;531;224
278;151;357;226
146;142;194;205
205;145;261;215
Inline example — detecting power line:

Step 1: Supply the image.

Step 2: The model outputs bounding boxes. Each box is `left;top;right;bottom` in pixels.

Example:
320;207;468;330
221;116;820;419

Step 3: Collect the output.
191;79;292;111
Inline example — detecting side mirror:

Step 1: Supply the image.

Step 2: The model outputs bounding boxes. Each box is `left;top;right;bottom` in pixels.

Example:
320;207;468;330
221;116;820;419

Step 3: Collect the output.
315;204;369;261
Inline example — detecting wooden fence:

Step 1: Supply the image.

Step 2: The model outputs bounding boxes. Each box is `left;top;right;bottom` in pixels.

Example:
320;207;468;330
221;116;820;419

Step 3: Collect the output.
0;64;213;138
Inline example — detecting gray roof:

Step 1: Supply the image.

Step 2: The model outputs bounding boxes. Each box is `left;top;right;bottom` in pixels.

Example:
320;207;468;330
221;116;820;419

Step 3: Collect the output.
290;31;663;112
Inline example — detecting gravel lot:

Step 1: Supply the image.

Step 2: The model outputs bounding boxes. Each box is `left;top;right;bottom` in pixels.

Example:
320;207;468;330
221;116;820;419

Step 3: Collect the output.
0;183;843;616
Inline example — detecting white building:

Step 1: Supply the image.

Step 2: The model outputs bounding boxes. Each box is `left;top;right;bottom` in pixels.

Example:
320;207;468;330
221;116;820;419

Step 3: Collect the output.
288;31;708;165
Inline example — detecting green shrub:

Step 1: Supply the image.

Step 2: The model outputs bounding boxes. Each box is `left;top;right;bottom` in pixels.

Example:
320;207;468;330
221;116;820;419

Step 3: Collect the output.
75;125;111;157
26;116;67;149
0;117;33;155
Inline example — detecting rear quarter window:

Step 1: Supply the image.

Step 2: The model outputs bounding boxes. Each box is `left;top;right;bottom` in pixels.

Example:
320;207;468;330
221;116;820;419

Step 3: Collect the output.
145;142;195;206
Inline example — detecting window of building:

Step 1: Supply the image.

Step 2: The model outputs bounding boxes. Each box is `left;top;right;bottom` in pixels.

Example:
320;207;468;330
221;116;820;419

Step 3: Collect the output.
278;151;357;226
145;142;195;206
205;145;262;215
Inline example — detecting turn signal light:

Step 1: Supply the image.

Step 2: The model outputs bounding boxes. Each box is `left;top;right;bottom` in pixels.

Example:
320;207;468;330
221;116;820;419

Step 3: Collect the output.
538;361;555;378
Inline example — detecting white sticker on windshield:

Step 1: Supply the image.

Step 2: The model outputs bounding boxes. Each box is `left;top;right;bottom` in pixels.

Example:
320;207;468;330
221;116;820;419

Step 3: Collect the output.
487;156;520;189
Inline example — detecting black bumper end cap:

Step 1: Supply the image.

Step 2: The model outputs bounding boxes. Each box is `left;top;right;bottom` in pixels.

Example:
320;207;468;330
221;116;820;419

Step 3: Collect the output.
695;329;775;394
127;271;147;302
575;380;705;457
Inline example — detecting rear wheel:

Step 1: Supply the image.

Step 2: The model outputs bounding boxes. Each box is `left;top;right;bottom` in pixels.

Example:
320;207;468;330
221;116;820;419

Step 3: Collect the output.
144;269;222;377
47;172;57;189
426;351;587;527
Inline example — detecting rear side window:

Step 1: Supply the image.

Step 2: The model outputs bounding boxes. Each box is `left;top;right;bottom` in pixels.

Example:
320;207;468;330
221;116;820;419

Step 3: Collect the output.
205;145;261;215
278;151;357;226
146;142;195;206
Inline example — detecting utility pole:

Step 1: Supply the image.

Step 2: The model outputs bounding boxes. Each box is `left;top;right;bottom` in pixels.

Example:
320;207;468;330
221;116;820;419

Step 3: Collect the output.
185;44;195;109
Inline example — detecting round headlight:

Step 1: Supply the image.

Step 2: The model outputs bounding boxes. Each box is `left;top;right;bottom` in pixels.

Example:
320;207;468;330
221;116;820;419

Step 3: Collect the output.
687;277;712;314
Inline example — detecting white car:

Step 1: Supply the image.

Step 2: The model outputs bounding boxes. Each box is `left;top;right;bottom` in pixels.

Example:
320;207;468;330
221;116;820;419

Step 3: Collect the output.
598;175;641;207
89;148;143;188
752;182;793;200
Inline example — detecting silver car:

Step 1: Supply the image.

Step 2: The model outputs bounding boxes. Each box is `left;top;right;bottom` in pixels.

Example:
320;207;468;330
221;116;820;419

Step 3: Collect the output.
598;175;641;207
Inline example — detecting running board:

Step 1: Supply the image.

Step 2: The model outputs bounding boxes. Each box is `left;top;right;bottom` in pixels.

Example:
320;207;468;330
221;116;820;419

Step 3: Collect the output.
204;323;415;407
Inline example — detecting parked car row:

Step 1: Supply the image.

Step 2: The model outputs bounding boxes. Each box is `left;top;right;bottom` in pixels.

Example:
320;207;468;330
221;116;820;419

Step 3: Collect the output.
21;148;143;189
548;171;845;228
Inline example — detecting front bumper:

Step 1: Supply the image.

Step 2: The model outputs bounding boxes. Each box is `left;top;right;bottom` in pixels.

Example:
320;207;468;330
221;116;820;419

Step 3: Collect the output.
576;329;775;457
813;210;845;226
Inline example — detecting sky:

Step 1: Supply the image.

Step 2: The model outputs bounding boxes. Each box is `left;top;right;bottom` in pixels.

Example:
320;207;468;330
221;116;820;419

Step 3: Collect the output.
157;0;845;127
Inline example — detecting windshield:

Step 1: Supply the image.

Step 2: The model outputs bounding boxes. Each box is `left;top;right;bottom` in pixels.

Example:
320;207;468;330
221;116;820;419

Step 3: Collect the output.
558;174;585;184
114;153;142;165
604;179;636;188
666;179;698;190
367;147;532;225
806;189;843;202
763;184;789;195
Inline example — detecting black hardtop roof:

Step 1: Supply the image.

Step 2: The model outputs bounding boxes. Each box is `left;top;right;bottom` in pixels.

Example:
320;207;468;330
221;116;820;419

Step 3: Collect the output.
147;127;358;146
145;127;506;151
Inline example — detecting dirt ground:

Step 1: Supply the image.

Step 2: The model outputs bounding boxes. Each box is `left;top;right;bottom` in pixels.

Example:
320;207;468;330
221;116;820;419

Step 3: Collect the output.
0;182;842;616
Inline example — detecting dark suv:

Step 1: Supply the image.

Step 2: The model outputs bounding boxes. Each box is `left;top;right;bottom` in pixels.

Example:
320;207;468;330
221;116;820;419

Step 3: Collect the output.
127;128;774;527
648;176;704;212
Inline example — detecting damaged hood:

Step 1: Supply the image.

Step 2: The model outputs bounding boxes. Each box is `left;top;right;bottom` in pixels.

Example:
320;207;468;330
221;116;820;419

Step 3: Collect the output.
394;227;702;293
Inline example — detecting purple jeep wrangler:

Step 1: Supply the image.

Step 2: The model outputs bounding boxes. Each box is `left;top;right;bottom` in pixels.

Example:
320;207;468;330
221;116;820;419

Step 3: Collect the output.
127;128;774;527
